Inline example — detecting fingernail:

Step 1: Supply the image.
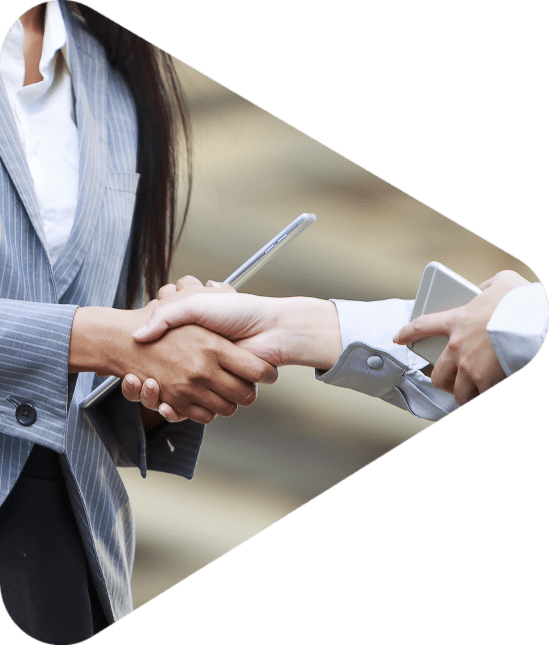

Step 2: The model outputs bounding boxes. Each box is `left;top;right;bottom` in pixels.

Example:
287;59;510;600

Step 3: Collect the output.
133;324;148;339
392;334;399;343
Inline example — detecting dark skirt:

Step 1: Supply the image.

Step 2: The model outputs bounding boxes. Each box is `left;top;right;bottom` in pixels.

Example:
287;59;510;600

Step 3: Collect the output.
0;444;109;645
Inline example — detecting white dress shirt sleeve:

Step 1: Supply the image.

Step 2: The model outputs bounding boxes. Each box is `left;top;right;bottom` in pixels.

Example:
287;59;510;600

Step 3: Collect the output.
486;282;549;376
315;298;458;421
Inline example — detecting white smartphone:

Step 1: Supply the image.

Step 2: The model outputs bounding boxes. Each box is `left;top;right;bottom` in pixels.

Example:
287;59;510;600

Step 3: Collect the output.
79;213;317;409
408;261;482;365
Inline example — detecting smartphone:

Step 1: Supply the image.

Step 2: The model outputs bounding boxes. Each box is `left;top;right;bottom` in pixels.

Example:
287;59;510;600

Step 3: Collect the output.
79;213;317;409
408;261;482;365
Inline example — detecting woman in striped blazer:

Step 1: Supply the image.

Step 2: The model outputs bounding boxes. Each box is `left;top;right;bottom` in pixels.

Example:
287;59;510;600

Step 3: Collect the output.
0;2;276;642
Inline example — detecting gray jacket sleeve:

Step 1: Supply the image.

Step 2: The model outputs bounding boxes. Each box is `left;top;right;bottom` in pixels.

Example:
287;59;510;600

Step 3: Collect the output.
88;386;204;480
0;299;78;452
315;298;458;421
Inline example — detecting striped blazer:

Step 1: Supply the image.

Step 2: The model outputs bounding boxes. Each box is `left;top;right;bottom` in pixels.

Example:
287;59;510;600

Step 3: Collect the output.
0;1;203;622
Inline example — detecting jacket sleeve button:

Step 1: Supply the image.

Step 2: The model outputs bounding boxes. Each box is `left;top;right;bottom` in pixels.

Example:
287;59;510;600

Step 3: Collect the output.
366;355;384;370
16;402;37;426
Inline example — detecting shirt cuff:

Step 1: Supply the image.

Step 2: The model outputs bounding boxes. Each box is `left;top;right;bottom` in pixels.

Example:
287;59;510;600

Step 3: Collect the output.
314;298;458;420
316;340;407;398
316;298;428;393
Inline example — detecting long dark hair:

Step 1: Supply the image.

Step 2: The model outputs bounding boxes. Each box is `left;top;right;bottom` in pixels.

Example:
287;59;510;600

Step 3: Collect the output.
74;3;192;307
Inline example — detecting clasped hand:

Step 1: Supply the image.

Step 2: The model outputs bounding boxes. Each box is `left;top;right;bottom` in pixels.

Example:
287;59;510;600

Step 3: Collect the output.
120;276;277;424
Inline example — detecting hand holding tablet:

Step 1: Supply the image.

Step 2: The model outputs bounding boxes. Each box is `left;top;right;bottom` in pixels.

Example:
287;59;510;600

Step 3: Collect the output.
394;265;531;404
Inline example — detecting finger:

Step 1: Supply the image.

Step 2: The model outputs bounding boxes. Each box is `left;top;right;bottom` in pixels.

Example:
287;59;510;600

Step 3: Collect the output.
158;283;177;300
472;355;507;395
183;361;259;408
192;388;241;416
157;402;186;423
430;348;458;394
393;310;454;345
205;280;236;293
453;369;479;406
140;378;161;410
121;374;143;402
132;301;194;343
185;405;216;424
217;343;279;386
260;365;278;385
164;381;240;418
176;275;204;291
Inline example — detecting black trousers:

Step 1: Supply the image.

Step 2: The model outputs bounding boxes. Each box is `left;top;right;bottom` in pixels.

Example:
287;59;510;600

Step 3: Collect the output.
0;445;110;645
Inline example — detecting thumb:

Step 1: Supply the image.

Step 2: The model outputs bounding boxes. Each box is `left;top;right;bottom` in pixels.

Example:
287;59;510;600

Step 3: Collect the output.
132;310;170;342
479;276;495;291
133;299;199;342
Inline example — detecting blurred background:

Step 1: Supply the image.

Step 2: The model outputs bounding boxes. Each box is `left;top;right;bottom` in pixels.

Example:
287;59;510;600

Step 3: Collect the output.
119;58;536;608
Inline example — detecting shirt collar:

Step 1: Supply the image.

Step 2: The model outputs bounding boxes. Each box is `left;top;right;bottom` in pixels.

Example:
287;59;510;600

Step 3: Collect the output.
41;1;71;76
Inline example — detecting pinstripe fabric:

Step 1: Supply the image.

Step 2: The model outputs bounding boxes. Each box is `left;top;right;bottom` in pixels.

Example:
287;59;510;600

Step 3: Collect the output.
0;2;204;623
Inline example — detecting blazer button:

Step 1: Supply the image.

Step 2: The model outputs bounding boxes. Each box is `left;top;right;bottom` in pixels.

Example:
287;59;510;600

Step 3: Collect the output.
16;402;37;426
367;355;384;370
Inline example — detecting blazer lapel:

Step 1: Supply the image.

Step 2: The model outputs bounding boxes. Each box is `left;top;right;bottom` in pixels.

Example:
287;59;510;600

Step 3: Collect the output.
54;1;108;299
0;81;50;253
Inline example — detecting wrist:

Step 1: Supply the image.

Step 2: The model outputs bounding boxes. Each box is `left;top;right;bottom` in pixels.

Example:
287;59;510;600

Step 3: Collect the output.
69;307;143;376
277;297;342;370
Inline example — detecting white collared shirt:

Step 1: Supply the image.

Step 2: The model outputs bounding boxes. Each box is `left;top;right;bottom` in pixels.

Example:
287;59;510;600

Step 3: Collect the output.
0;0;78;265
486;282;549;376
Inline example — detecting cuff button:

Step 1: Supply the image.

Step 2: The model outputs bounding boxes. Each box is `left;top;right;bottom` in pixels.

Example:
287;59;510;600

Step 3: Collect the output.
16;402;37;426
367;355;384;370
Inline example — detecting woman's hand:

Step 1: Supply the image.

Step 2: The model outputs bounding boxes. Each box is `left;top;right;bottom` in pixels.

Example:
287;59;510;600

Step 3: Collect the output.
121;276;277;424
393;270;530;405
132;287;342;369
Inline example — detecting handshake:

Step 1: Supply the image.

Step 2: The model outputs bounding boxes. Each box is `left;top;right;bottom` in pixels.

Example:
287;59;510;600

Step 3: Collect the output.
98;275;343;425
69;268;529;424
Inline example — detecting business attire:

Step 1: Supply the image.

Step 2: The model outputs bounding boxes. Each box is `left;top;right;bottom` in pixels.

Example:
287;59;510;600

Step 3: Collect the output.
0;1;203;639
316;288;549;417
486;282;548;376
